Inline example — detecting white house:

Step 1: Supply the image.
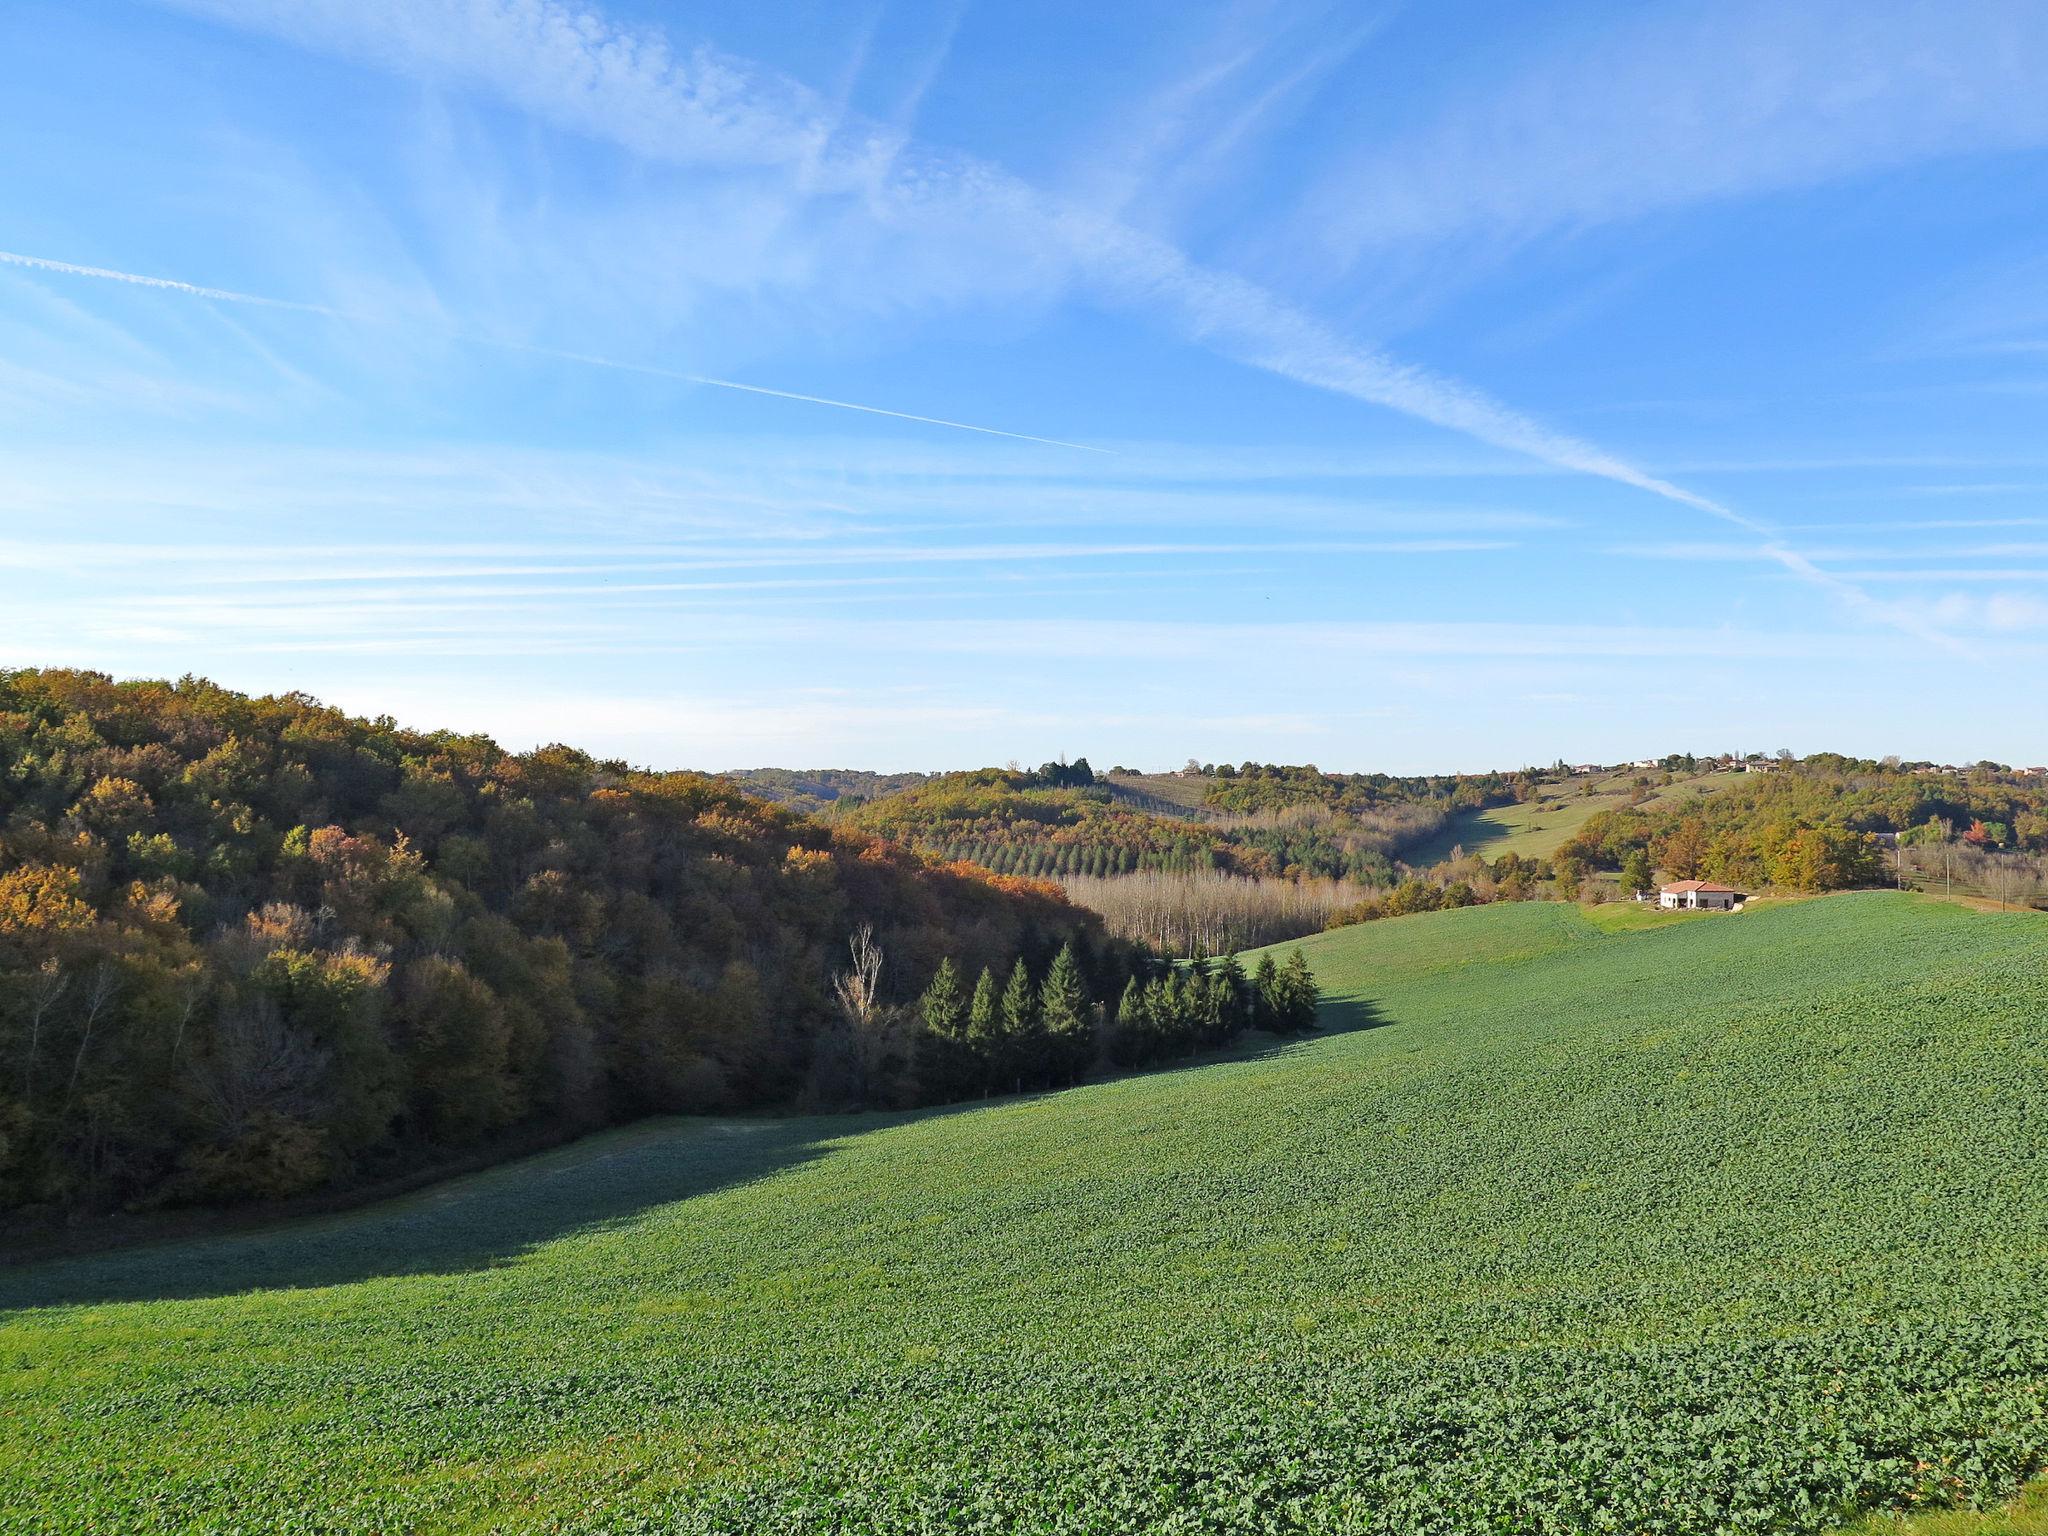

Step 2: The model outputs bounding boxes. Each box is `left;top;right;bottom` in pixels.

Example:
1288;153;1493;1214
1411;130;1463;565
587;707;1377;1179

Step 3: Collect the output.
1659;880;1744;911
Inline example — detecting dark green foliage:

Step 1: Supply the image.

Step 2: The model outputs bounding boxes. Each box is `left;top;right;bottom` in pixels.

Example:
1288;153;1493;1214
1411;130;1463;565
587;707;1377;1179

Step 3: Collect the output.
914;959;971;1101
1249;952;1280;1032
1620;846;1653;893
998;958;1042;1090
963;968;1001;1095
1037;945;1091;1084
1274;948;1319;1033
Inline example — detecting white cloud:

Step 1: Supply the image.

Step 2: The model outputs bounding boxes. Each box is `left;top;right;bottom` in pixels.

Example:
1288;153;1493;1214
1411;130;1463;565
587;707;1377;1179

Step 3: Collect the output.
107;0;1975;651
1893;591;2048;632
1294;0;2048;264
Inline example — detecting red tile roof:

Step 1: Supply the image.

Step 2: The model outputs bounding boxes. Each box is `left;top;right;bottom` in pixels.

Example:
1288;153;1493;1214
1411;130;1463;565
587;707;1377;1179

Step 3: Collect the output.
1662;880;1741;893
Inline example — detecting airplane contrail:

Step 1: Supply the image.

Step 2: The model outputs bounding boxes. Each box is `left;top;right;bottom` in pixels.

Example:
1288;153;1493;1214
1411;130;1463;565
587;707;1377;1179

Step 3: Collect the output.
0;248;1108;453
0;249;343;316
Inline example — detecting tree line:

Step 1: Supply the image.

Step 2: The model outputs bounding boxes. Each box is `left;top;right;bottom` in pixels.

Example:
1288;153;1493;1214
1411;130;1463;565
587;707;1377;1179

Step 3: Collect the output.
908;941;1320;1099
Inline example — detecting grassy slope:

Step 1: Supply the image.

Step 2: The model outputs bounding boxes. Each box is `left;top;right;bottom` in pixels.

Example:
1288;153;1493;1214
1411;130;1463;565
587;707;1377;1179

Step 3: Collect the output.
5;895;2048;1533
1102;770;1218;815
1845;1482;2048;1535
1400;769;1739;867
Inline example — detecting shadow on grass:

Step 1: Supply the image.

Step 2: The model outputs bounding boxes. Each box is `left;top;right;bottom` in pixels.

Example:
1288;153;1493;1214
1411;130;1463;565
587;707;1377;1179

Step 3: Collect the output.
1399;810;1516;869
0;994;1393;1313
0;1109;876;1312
1314;992;1388;1036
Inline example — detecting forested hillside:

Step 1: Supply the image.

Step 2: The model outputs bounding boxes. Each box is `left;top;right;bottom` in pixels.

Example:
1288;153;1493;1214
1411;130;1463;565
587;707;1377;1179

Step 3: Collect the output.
832;755;2048;948
0;671;1135;1217
842;760;1498;884
1557;755;2048;894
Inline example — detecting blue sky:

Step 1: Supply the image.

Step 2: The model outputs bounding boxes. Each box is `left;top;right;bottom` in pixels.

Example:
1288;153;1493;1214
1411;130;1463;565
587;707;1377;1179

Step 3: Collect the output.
4;0;2048;772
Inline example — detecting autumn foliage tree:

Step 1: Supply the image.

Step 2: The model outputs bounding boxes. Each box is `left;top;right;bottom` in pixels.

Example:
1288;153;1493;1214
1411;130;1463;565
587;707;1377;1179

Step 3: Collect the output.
0;669;1122;1216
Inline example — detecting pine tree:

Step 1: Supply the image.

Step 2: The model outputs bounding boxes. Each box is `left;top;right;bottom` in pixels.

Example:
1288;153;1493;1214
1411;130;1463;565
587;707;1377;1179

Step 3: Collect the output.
920;957;966;1037
915;956;971;1101
1111;975;1147;1068
1216;952;1249;1037
965;966;1001;1094
1038;943;1092;1083
1144;975;1180;1055
1000;956;1042;1089
1280;947;1320;1033
1250;952;1281;1032
1191;967;1225;1046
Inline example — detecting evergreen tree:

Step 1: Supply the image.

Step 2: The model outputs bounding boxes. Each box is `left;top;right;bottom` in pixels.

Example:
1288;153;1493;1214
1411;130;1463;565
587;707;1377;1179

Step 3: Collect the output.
1216;953;1249;1037
1194;967;1228;1046
1000;956;1042;1089
920;957;966;1036
965;966;1001;1094
1250;952;1281;1032
1145;975;1181;1055
1111;975;1148;1068
1038;943;1092;1083
1279;947;1320;1033
915;956;970;1100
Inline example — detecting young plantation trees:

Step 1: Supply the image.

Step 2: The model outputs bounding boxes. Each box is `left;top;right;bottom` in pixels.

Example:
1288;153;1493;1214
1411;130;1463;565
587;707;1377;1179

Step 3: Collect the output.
911;940;1320;1096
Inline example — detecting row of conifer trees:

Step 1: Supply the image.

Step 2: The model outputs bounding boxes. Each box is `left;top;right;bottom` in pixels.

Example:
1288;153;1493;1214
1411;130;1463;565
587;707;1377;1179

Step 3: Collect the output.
914;944;1319;1099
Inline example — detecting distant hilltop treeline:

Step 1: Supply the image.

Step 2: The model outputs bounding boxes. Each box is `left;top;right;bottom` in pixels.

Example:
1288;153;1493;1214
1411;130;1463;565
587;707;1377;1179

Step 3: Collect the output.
731;750;2048;880
732;759;1524;888
730;752;2048;946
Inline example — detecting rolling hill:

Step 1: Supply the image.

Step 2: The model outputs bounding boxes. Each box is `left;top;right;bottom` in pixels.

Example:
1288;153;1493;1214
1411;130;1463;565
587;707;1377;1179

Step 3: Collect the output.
1398;767;1742;867
4;893;2047;1533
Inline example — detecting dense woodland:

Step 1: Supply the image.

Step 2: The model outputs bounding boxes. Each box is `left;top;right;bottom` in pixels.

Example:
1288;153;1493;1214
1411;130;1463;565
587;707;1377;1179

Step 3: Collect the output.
1557;757;2048;891
0;672;1171;1217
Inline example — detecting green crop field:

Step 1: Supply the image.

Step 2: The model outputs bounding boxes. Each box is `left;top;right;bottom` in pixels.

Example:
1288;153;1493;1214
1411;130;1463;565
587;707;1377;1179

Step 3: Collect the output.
5;894;2047;1534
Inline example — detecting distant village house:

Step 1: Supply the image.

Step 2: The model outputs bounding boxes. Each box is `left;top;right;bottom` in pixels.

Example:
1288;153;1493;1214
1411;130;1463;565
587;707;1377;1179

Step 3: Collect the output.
1659;880;1744;911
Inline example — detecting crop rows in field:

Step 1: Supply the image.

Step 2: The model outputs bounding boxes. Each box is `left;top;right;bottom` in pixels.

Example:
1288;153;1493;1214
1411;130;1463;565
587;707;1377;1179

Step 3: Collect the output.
3;894;2047;1533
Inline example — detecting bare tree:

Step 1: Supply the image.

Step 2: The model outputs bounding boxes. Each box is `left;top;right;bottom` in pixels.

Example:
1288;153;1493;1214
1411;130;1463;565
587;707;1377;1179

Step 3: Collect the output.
60;961;121;1120
185;999;332;1137
817;925;912;1109
20;958;68;1100
832;925;885;1032
1059;869;1382;953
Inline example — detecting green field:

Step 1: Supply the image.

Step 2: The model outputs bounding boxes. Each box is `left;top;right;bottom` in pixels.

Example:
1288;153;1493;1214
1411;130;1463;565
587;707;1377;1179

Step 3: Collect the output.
4;894;2047;1533
1401;769;1739;867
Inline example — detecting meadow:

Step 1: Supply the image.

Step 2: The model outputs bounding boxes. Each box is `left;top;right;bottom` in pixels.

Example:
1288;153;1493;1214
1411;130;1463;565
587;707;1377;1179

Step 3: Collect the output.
4;893;2047;1533
1399;769;1740;868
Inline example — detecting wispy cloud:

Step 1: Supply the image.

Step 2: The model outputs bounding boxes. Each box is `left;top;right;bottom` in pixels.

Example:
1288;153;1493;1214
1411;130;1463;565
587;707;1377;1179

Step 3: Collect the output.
116;0;1959;653
1290;0;2048;264
1;247;1108;451
0;249;342;315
